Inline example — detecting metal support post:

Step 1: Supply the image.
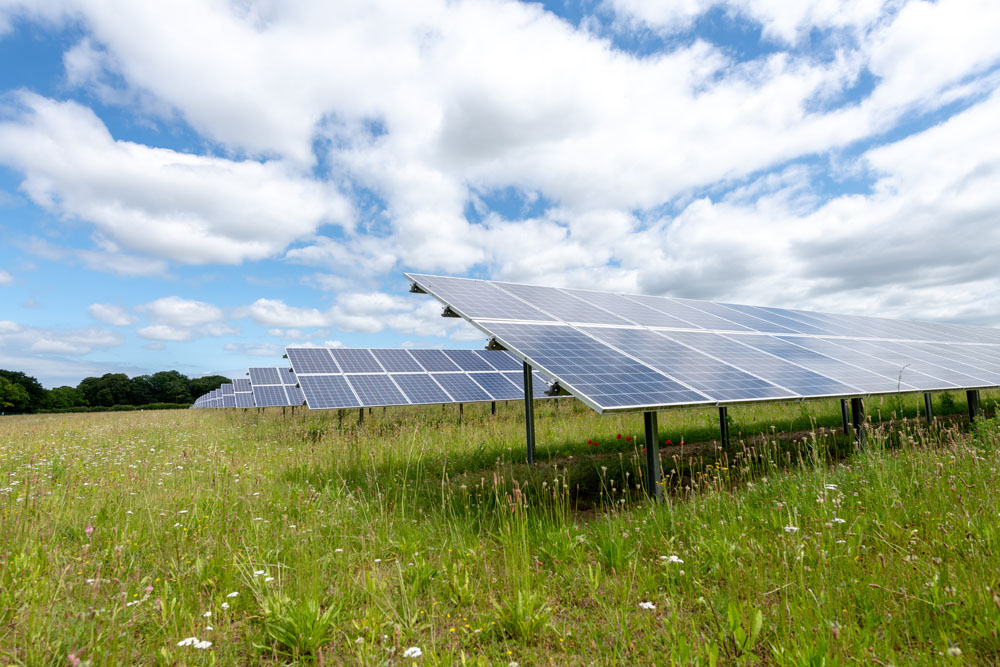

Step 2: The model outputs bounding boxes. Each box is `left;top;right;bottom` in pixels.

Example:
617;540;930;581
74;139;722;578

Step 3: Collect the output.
491;401;496;416
338;409;342;430
718;406;730;448
967;389;981;423
840;399;850;434
358;408;364;426
924;392;933;422
850;397;866;448
643;411;662;502
522;361;536;465
459;402;463;424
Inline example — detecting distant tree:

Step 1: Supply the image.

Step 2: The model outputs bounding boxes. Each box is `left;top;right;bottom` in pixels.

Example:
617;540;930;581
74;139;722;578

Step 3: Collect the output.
77;373;132;407
189;375;229;398
150;370;192;403
46;386;87;409
0;376;31;412
129;375;156;405
0;370;46;412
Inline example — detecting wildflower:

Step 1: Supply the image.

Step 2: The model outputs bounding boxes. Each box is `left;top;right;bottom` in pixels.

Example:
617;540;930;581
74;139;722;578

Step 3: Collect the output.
221;602;230;610
832;517;846;524
264;576;274;582
194;640;212;649
639;601;656;610
227;591;238;598
587;440;592;445
616;434;622;440
253;570;265;576
664;440;672;445
334;548;343;553
374;558;382;563
824;484;838;490
177;637;199;647
145;585;153;593
202;611;211;618
784;525;799;533
402;646;422;658
85;524;94;536
205;625;213;631
947;647;962;657
661;555;684;564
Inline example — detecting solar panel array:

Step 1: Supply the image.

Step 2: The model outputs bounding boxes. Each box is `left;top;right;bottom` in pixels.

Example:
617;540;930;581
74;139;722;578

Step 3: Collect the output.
286;347;555;410
190;351;558;411
405;273;1000;414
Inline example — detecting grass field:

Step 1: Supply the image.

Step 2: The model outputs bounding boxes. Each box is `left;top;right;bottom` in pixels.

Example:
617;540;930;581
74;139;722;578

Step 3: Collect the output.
2;390;1000;665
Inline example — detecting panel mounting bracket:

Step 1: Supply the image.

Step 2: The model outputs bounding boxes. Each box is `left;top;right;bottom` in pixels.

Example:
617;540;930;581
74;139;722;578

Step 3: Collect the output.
545;381;570;397
486;337;507;351
409;282;427;294
441;306;460;318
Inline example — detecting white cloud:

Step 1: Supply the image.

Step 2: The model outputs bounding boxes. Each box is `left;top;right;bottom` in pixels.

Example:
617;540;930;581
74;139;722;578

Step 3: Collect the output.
138;296;223;327
0;93;351;265
0;269;12;285
242;299;331;328
136;323;191;342
87;303;136;326
0;321;124;357
223;342;284;357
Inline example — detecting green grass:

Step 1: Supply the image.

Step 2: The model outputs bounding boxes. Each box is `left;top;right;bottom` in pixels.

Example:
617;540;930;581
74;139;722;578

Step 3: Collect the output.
1;390;999;665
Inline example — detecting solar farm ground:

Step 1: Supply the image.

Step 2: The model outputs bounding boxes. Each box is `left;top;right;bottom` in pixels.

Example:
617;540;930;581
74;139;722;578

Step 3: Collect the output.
2;391;999;664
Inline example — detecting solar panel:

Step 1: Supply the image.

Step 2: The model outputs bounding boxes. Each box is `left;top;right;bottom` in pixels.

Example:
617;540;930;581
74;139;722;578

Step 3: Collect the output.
473;349;522;371
254;385;291;407
371;349;423;372
483;323;709;409
392;373;452;404
430;373;493;402
580;327;794;402
285;385;306;405
286;348;340;373
347;374;408;406
443;349;494;371
331;348;383;373
249;367;283;385
468;372;523;400
298;375;359;409
406;272;1000;413
407;274;557;321
235;393;255;408
220;383;235;395
408;349;461;372
233;378;251;392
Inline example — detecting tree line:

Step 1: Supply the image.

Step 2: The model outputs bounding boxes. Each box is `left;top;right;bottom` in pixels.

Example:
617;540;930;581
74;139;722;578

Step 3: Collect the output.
0;369;230;413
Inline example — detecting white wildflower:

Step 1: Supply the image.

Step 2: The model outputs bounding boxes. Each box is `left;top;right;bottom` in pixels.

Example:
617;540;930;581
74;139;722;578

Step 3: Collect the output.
253;570;265;576
264;576;274;582
947;646;962;657
784;525;799;533
639;601;656;610
832;517;846;524
194;640;212;649
226;591;239;598
824;484;838;490
177;637;199;647
202;611;211;618
661;555;683;564
402;646;423;658
221;602;230;610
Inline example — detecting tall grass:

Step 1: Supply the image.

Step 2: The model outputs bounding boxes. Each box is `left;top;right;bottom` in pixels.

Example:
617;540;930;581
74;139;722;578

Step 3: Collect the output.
0;390;997;664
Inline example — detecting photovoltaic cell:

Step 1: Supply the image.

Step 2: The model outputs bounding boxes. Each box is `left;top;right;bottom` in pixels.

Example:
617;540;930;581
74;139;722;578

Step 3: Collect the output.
494;282;630;325
680;300;797;334
253;385;289;407
430;373;493;402
331;348;383;373
721;303;837;335
283;370;298;385
486;322;709;409
233;378;251;392
733;334;915;393
474;349;522;371
408;349;461;371
563;287;699;328
580;327;794;402
286;348;340;373
407;273;556;321
220;383;235;395
235;393;255;408
468;372;523;400
443;349;494;371
663;331;858;397
502;371;551;399
848;340;991;387
285;385;305;405
297;375;359;409
372;349;423;372
624;294;751;331
249;367;283;385
347;374;409;406
392;374;452;404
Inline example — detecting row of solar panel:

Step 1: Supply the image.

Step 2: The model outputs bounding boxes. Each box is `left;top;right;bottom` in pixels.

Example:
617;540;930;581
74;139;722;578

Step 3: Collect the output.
406;274;1000;345
192;350;557;410
459;324;1000;411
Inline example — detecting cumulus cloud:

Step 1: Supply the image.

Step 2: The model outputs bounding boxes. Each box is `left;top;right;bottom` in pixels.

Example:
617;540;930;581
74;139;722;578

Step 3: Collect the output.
223;342;284;357
87;303;136;326
136;323;192;342
0;320;123;358
0;269;11;285
138;296;223;328
0;93;351;265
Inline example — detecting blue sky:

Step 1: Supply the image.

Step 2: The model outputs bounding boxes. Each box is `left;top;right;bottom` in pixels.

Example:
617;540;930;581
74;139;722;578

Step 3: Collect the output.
0;0;999;387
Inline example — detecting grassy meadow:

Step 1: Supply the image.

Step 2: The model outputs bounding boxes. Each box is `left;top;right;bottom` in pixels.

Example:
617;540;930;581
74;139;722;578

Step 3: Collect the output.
2;390;1000;665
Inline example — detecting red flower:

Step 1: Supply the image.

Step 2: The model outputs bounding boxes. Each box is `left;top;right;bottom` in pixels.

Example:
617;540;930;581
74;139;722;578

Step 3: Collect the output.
592;441;598;447
616;434;622;440
665;439;672;445
642;447;646;453
587;439;592;445
625;436;632;442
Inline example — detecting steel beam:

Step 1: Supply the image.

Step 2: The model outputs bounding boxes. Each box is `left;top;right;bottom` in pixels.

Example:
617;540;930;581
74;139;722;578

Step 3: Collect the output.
924;392;933;422
643;411;662;502
523;361;536;465
840;398;850;435
719;406;730;448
